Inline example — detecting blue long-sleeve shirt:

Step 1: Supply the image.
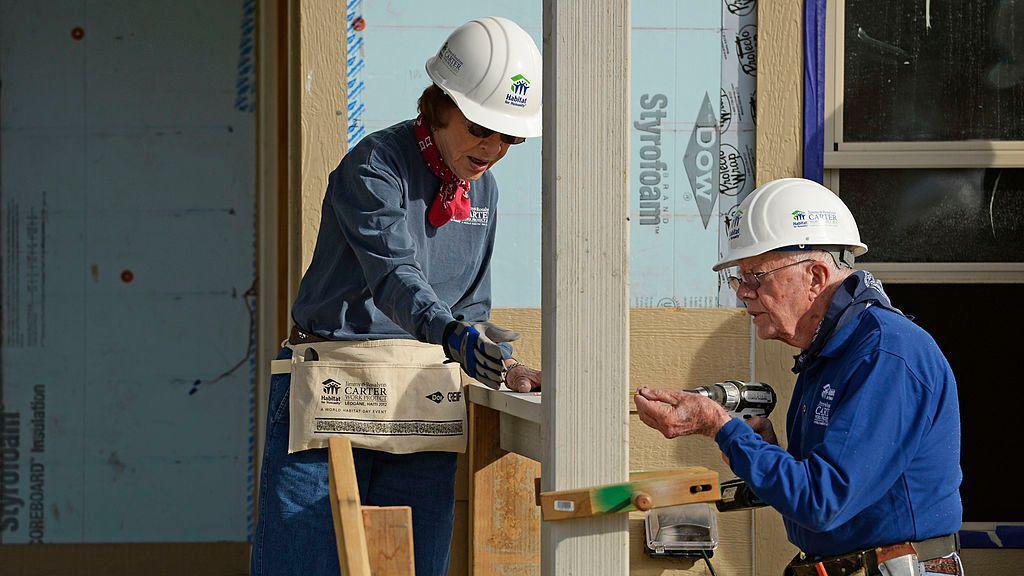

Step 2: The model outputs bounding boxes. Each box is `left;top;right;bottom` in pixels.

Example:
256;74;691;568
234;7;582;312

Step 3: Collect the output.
716;303;962;556
291;120;501;346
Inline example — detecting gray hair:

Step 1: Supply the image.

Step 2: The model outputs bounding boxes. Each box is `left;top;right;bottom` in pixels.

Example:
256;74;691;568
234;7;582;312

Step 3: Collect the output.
777;248;855;271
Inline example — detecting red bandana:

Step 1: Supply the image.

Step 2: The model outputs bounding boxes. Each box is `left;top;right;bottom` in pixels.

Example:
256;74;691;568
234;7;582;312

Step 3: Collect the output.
413;116;471;227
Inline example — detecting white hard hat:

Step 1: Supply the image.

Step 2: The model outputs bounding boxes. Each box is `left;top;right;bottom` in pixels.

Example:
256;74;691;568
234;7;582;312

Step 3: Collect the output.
713;178;868;271
425;17;542;138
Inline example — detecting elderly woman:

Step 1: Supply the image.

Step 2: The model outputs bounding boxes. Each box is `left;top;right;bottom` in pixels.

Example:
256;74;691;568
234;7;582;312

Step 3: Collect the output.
252;16;542;576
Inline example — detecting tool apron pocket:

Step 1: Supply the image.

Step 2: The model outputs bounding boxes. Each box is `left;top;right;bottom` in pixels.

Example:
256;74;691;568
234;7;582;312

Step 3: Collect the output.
285;339;467;455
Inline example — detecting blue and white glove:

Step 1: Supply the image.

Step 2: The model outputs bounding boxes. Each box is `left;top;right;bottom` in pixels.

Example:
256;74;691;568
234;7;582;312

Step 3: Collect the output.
442;320;520;390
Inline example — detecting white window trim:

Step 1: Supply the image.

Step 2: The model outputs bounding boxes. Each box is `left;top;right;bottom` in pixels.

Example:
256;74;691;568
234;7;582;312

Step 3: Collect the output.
855;263;1024;284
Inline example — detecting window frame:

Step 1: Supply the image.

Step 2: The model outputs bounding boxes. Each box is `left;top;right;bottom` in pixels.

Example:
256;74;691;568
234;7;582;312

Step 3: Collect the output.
825;0;1024;169
824;0;1024;285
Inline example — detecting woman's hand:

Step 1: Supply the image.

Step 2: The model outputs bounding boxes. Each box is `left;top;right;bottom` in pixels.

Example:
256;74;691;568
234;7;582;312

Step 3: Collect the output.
504;360;541;392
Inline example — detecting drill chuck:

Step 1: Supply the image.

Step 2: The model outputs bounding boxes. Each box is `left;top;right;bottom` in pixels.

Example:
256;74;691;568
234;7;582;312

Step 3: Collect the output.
687;380;776;418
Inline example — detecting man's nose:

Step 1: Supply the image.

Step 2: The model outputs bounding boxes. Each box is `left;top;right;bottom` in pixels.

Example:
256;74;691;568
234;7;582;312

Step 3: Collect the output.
737;283;757;300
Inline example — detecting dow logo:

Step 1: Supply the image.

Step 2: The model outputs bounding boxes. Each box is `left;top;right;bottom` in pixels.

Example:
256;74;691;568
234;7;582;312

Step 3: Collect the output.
510;74;530;95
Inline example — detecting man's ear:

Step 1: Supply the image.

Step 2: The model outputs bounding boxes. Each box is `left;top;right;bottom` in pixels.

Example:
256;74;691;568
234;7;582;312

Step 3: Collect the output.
808;260;831;299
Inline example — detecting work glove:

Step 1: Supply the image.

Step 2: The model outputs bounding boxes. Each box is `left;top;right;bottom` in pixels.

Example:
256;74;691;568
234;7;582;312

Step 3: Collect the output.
442;320;520;390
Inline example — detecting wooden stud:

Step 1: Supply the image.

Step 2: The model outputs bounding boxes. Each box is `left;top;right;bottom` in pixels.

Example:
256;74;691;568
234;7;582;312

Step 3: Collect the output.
254;0;287;493
327;437;372;576
291;0;347;296
361;507;415;575
468;403;541;575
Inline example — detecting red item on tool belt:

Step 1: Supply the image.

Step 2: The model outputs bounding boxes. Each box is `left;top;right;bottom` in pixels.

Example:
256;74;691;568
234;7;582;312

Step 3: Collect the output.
786;534;961;576
413;115;471;227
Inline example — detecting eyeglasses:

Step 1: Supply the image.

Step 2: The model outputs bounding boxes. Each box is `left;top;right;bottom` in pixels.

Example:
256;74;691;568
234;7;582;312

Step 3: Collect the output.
466;121;526;145
726;259;815;293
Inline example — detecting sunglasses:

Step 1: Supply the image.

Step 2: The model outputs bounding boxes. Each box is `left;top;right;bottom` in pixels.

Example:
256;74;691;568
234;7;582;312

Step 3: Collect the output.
466;121;526;145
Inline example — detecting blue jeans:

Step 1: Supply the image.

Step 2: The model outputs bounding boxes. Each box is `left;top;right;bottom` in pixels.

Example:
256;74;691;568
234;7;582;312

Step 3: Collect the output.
251;348;458;576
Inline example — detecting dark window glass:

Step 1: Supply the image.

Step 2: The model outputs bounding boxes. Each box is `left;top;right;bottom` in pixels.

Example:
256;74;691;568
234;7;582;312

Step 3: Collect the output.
881;284;1024;523
844;0;1024;141
840;168;1024;262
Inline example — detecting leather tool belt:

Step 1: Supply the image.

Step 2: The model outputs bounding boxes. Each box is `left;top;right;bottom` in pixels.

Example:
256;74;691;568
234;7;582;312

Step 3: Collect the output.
786;534;960;576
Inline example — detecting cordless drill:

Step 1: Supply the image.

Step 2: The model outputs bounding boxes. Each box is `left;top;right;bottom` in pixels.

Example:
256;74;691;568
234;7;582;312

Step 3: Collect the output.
686;380;777;513
685;380;777;419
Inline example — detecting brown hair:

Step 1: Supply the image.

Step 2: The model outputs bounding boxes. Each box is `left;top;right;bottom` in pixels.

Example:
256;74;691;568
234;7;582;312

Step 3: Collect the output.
417;84;457;130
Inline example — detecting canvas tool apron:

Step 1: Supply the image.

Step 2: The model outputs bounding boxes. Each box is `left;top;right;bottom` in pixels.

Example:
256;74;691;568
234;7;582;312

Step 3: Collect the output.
271;327;468;454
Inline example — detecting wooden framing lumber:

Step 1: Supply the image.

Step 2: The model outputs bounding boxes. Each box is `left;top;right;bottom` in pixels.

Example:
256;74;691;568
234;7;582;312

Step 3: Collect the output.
540;0;631;573
290;0;347;298
361;507;415;575
538;468;720;521
327;437;372;576
468;403;541;574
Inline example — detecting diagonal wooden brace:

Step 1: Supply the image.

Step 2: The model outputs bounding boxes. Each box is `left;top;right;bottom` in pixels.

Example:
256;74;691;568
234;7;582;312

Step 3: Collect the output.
537;467;721;521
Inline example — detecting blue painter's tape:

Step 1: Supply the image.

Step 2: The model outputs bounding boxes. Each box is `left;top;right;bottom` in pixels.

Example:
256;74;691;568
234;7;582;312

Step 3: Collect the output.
960;530;999;548
349;58;365;77
247;194;258;542
235;0;257;113
349;81;365;102
345;0;366;147
995;525;1024;548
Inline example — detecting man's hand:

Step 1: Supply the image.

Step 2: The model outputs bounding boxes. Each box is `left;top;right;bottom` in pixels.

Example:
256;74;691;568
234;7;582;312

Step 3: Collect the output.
633;387;730;439
745;416;778;445
504;360;541;393
443;320;520;390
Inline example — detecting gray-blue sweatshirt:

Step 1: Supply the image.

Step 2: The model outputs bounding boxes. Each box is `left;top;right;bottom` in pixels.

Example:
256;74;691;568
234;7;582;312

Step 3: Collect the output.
291;120;499;345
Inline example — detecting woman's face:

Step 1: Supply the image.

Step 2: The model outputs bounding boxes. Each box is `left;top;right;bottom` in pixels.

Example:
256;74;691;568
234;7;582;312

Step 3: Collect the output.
432;107;511;181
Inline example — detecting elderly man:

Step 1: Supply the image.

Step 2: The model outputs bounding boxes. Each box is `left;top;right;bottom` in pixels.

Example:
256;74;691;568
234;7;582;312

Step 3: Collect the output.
634;178;963;576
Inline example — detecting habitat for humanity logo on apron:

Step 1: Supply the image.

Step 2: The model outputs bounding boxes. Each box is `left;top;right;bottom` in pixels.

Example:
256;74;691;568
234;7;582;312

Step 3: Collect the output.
276;339;468;454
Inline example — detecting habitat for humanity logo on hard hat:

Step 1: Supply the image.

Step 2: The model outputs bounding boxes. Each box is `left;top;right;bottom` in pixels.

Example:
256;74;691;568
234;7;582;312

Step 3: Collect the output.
506;74;530;107
792;210;808;228
792;209;838;229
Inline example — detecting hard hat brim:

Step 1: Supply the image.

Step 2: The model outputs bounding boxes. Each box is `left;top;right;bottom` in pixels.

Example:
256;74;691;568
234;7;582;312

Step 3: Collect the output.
712;242;868;272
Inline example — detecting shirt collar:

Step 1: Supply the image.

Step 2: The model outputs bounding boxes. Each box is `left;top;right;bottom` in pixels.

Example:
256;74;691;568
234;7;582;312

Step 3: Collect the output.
792;271;904;373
